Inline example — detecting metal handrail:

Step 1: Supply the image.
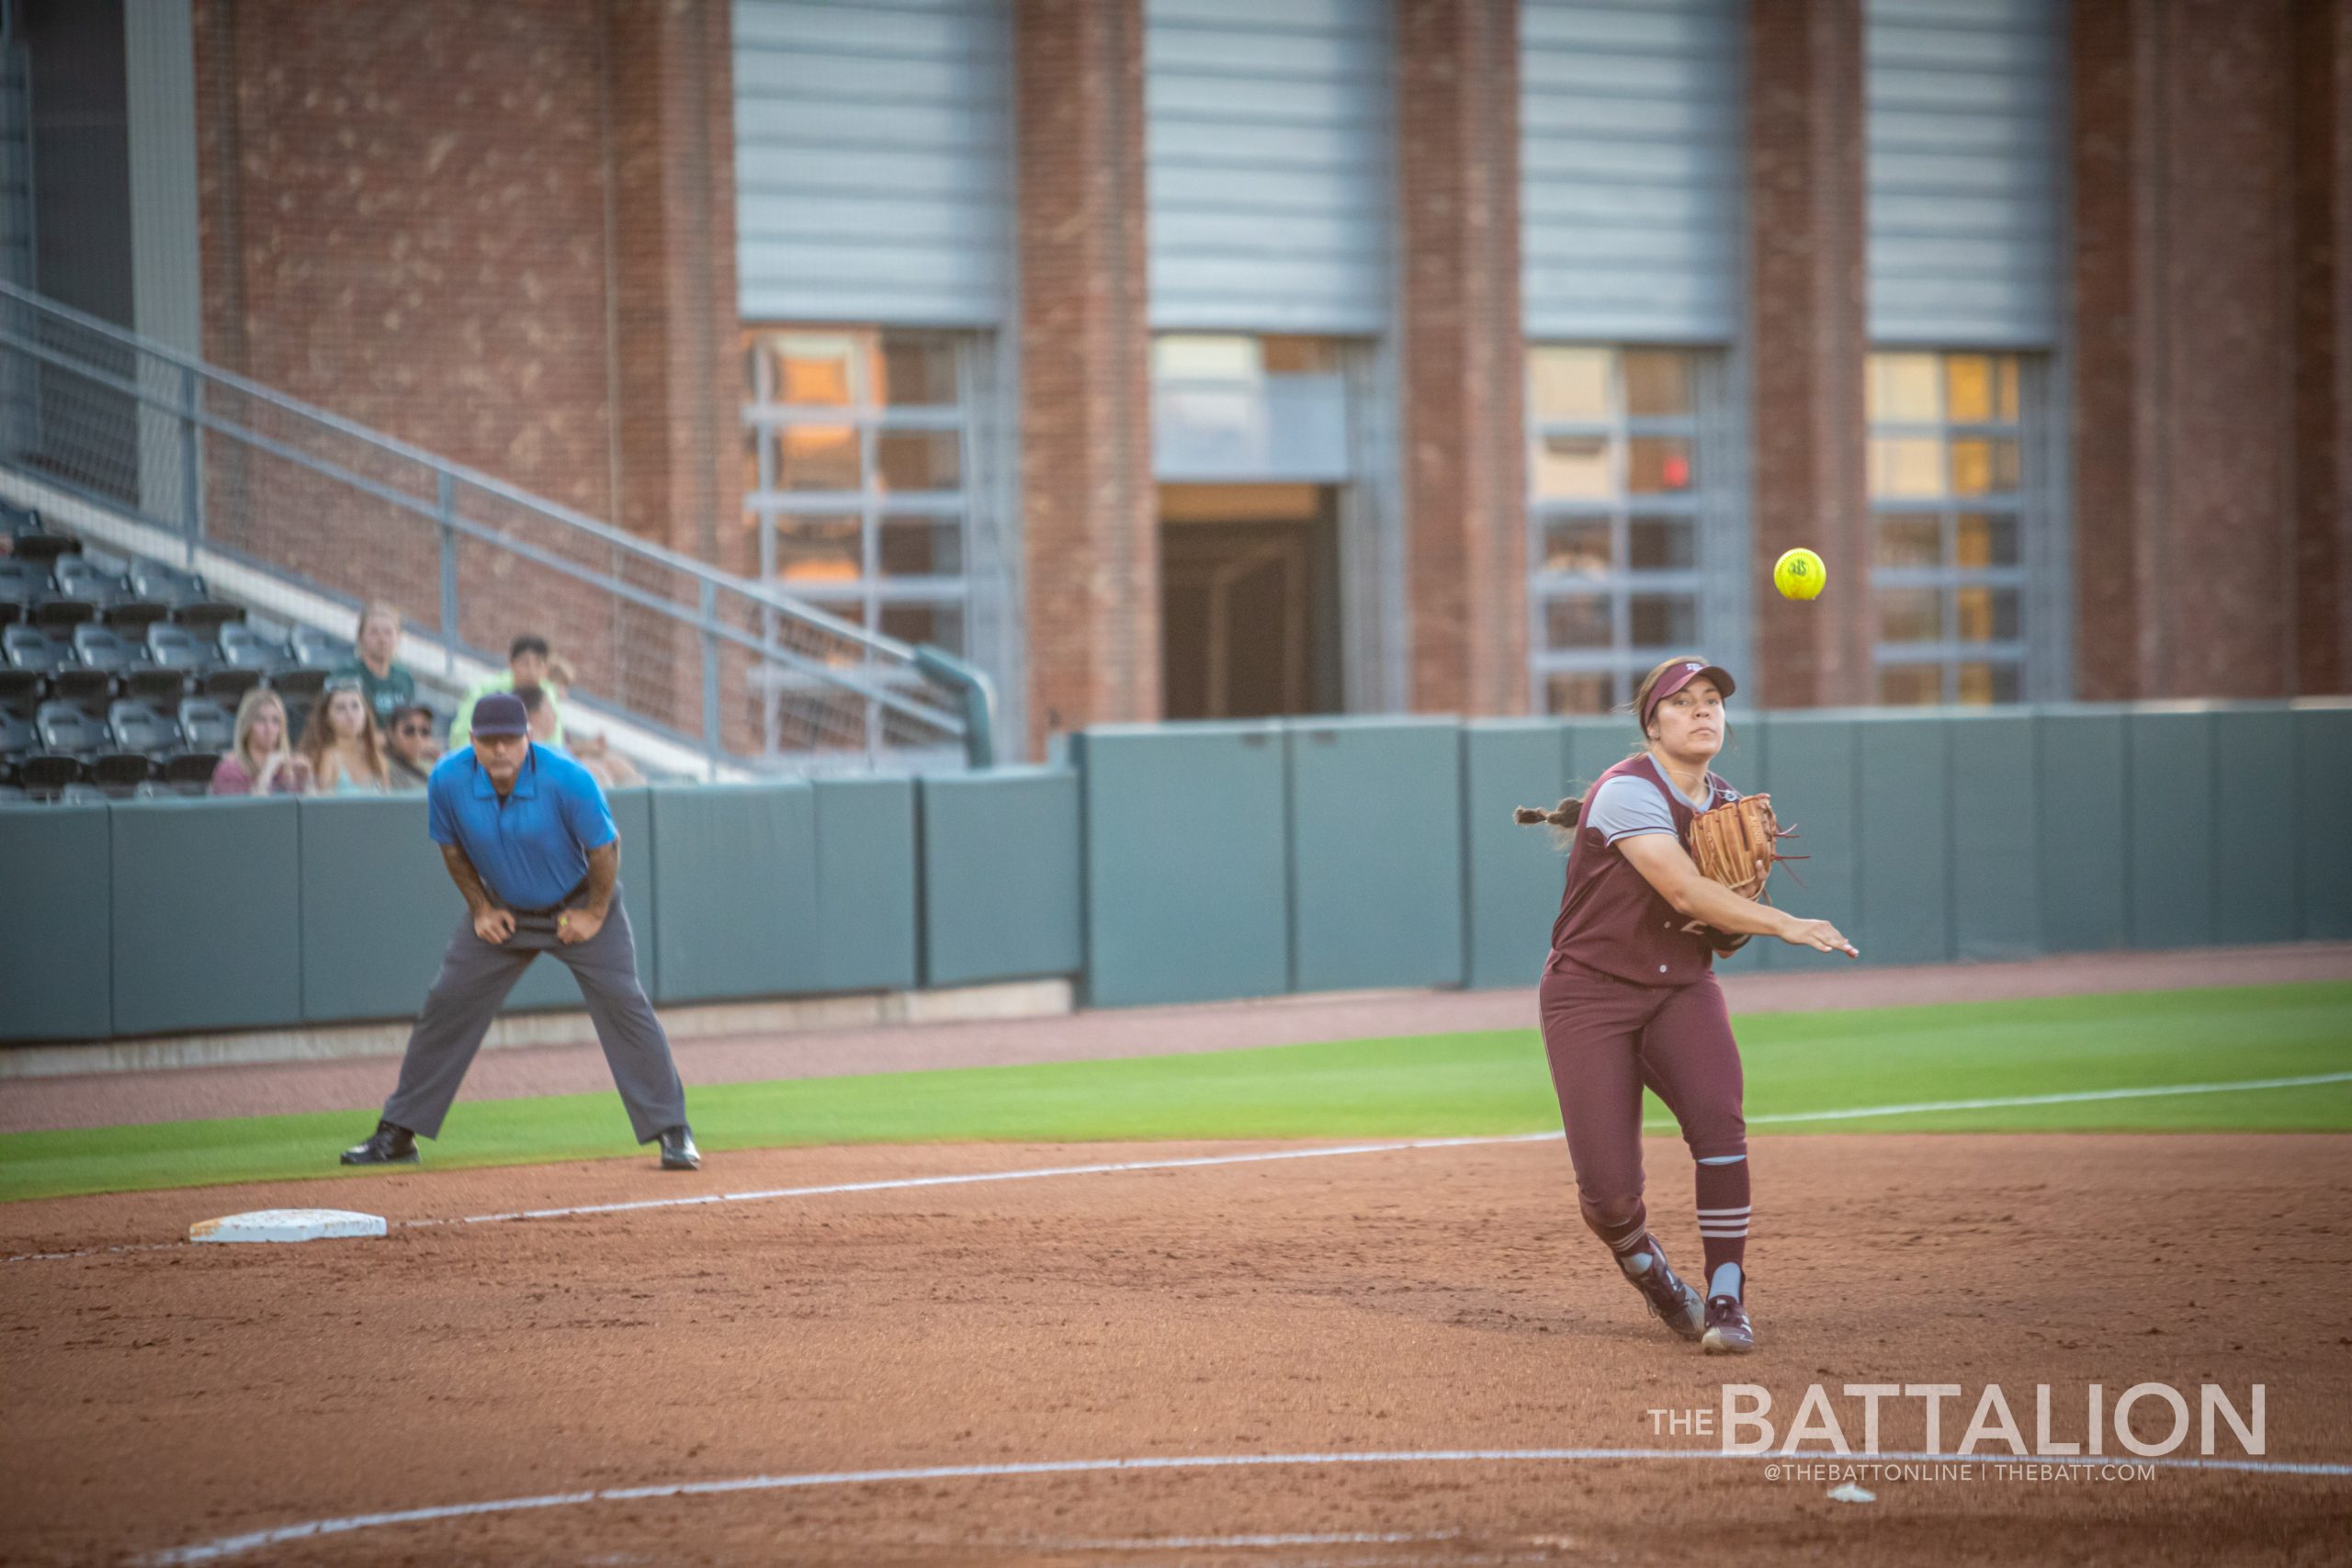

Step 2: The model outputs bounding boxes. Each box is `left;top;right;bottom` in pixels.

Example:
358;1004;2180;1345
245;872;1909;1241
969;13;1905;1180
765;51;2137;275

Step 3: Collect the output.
0;280;998;773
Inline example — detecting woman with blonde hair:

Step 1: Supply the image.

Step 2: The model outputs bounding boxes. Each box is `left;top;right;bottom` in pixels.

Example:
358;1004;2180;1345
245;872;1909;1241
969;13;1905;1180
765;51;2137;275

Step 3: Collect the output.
299;674;392;794
208;687;312;796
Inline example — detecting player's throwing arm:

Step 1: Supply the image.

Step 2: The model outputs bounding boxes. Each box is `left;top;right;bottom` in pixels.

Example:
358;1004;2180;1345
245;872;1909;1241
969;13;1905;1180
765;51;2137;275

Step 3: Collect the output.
1513;657;1854;1357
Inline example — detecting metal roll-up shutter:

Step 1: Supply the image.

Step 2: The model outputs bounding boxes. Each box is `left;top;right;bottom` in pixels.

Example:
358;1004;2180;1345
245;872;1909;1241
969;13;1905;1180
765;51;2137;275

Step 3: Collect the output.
1520;0;1743;344
733;0;1012;325
1146;0;1393;334
1867;0;2064;346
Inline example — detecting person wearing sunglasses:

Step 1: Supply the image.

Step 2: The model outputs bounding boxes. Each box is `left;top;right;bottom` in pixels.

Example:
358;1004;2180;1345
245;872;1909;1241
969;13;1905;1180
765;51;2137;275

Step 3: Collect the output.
384;703;442;792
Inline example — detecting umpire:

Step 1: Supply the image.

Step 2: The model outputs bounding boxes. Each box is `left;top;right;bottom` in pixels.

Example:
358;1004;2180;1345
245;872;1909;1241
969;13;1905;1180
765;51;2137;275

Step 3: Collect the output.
339;692;699;1171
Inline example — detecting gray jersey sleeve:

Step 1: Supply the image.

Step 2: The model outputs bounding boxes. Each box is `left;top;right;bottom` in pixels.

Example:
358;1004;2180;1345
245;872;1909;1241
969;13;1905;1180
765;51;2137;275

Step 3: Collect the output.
1586;774;1678;844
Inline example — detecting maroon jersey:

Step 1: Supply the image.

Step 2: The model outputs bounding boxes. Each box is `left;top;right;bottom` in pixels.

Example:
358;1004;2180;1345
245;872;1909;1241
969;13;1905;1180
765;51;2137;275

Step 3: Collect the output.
1544;751;1740;987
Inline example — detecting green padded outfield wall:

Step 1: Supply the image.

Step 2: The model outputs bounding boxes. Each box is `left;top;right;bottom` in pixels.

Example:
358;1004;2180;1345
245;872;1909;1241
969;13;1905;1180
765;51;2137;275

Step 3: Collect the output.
1078;722;1291;1008
646;783;813;1006
1949;711;2043;961
1749;713;1858;973
0;801;111;1041
2301;705;2352;939
813;777;919;994
920;769;1083;988
2037;705;2130;951
297;795;458;1025
2127;710;2217;949
2212;708;2299;946
503;787;659;1011
1286;718;1464;992
1856;715;1954;965
110;795;304;1036
1463;720;1570;990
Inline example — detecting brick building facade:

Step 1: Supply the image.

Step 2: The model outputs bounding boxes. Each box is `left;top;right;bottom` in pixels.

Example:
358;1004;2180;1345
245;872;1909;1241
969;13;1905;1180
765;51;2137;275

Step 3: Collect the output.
20;0;2347;763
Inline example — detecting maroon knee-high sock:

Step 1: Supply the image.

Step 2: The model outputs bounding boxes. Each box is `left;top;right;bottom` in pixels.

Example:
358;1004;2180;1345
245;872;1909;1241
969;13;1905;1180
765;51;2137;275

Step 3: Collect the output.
1580;1196;1652;1269
1694;1154;1750;1292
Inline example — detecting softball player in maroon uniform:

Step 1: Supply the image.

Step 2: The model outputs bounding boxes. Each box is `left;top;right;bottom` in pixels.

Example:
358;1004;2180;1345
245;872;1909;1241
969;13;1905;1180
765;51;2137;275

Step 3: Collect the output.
1527;656;1856;1354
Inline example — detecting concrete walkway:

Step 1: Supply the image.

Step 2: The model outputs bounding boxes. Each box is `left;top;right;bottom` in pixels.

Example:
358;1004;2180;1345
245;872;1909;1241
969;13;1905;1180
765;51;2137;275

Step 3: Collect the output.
6;942;2346;1134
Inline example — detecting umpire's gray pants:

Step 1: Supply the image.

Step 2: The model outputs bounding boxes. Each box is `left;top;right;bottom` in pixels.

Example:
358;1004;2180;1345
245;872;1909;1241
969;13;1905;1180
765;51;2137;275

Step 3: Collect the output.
382;888;687;1143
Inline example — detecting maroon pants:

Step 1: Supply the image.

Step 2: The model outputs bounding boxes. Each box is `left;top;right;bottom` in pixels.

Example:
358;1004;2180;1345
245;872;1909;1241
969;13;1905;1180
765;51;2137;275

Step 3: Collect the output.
1537;961;1746;1234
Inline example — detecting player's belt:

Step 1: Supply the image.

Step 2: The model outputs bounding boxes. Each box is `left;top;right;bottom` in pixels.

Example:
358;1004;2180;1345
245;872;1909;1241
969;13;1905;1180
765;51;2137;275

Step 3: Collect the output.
508;878;591;920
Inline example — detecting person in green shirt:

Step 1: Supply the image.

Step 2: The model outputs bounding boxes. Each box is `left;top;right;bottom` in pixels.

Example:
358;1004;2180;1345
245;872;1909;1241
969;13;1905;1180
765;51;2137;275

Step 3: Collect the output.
449;633;563;748
334;601;417;731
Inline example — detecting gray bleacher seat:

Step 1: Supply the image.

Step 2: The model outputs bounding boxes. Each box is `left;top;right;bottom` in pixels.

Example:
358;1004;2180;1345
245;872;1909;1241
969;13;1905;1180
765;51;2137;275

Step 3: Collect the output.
175;695;234;752
217;622;288;670
51;558;128;607
4;624;71;673
9;532;78;565
290;626;354;667
35;699;107;757
129;560;208;607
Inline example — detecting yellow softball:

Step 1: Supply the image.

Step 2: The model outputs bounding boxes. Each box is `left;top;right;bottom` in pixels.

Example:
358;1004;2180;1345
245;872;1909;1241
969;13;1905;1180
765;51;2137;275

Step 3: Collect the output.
1773;547;1827;601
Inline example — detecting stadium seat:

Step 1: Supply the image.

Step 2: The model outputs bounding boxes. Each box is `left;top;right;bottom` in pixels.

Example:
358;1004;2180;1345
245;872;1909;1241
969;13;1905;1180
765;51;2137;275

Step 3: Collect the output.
91;751;155;794
146;622;212;670
0;502;40;538
10;532;79;565
4;624;71;674
200;667;263;705
51;558;128;607
107;697;177;755
271;666;331;702
289;626;354;667
0;667;40;714
216;622;288;671
29;597;95;631
131;624;209;705
102;600;172;633
161;750;220;791
35;700;107;757
72;622;143;674
176;695;234;753
172;600;245;633
0;558;42;605
17;754;84;797
0;709;31;773
129;560;208;607
56;781;107;805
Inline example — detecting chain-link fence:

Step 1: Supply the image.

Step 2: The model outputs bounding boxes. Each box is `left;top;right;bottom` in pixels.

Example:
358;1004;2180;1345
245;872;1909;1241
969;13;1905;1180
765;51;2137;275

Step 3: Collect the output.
0;282;989;775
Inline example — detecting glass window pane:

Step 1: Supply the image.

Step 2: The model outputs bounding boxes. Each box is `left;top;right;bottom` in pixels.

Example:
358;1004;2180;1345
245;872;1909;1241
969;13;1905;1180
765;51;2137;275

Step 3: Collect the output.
1544;593;1612;649
1877;587;1942;643
1995;356;2021;422
1153;335;1257;378
878;515;963;578
876;430;961;491
1945;355;1996;423
1529;346;1611;423
1957;661;2022;705
1623;350;1693;417
1262;336;1342;374
879;603;965;656
1546;671;1611;715
770;514;863;585
1628;515;1696;570
1628;592;1697;648
1532;434;1612;499
763;332;862;406
1950;437;2020;495
878;333;959;407
1874;514;1942;569
1878;664;1942;705
1955;586;2020;643
1954;512;2020;568
1540;516;1611;577
775;425;861;491
1868;353;1940;422
1869;436;1945;498
1627;436;1695;494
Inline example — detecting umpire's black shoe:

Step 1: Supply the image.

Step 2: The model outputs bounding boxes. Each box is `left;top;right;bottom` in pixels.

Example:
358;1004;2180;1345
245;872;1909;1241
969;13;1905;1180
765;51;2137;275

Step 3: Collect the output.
339;1121;419;1166
658;1124;701;1171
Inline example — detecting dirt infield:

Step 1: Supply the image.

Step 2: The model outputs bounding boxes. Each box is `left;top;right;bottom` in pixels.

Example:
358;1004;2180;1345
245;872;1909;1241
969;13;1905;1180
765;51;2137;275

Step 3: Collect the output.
5;1132;2347;1565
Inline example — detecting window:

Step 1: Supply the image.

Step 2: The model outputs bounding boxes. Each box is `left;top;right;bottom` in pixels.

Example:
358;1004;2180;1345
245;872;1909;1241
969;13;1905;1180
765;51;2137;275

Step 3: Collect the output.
1526;345;1715;714
743;328;975;658
1867;351;2041;705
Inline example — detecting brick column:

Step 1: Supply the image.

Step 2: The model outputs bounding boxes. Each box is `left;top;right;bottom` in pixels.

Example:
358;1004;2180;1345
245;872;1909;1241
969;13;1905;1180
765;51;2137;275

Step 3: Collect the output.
2071;0;2303;700
2291;0;2350;695
1012;0;1156;758
1745;0;1869;709
1396;0;1526;717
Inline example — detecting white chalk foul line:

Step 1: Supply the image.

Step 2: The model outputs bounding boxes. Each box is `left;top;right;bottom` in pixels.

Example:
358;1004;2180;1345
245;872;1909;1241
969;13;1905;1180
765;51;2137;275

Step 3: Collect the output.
144;1447;2352;1564
12;1068;2352;1263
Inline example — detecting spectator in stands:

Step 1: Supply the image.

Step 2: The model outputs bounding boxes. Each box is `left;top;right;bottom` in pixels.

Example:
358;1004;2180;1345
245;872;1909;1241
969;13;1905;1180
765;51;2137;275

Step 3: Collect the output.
385;702;441;793
336;601;417;731
449;633;562;749
209;688;312;796
533;659;640;789
299;675;392;794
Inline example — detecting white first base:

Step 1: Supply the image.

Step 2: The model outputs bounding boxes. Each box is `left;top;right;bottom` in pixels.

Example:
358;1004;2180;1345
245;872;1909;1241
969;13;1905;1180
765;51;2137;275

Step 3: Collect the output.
189;1209;388;1245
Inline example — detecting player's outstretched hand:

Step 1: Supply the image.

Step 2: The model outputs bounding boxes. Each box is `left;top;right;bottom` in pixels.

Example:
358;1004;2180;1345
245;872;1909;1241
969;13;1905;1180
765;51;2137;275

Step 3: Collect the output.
1781;918;1858;958
474;906;516;945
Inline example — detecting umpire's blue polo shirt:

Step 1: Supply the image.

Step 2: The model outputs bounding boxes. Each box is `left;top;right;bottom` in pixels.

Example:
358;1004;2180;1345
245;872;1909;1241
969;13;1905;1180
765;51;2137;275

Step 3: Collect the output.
426;742;616;910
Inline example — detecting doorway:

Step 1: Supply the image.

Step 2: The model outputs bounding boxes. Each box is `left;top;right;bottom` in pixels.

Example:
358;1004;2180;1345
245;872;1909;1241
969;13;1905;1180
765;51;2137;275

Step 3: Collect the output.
1159;482;1342;721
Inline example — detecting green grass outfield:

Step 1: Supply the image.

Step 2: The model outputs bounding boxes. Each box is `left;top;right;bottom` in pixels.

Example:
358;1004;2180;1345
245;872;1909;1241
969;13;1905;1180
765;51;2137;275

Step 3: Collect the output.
4;983;2349;1203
